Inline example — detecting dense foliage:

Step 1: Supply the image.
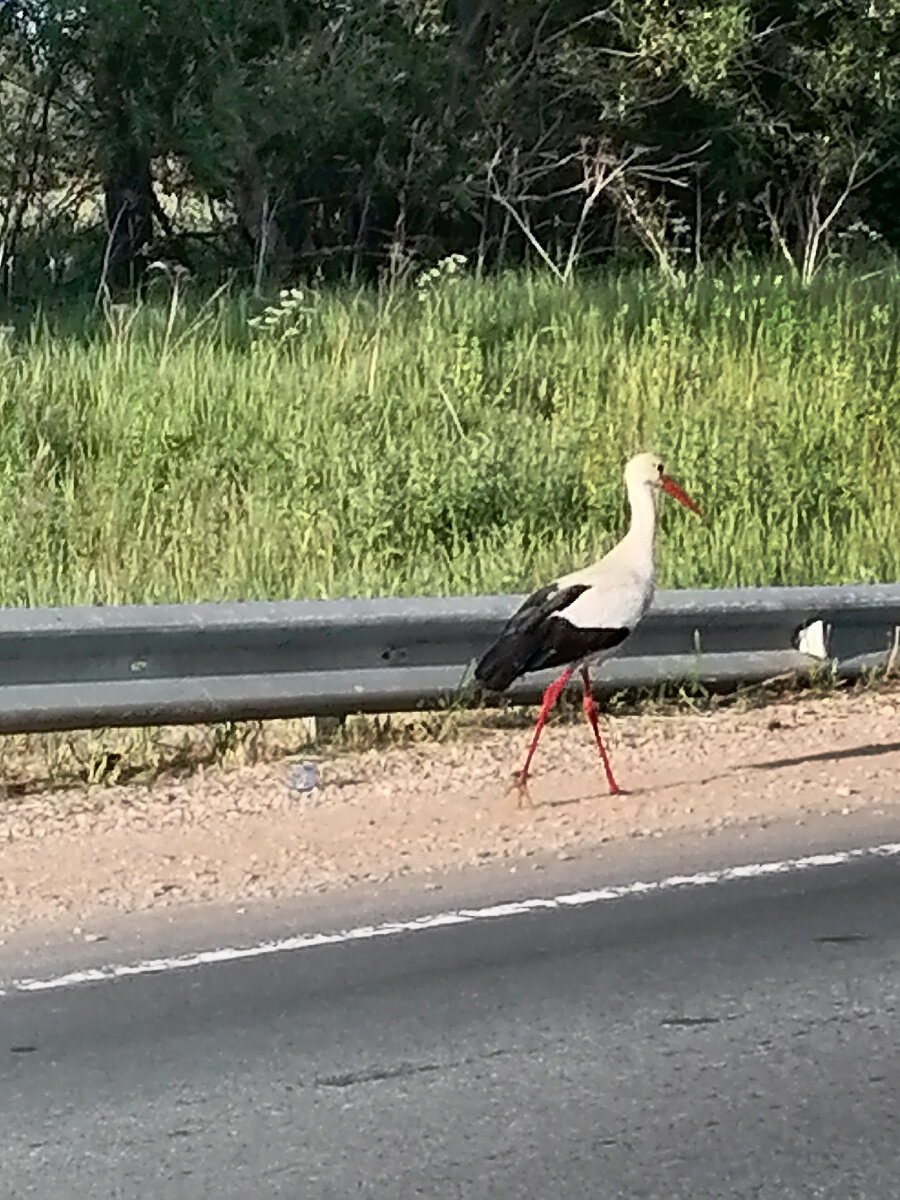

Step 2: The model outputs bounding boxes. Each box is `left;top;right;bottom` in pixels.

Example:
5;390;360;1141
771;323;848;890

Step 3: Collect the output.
3;1;900;295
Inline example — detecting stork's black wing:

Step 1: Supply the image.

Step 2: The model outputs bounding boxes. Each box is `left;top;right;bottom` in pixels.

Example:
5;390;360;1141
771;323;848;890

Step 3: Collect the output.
473;582;590;692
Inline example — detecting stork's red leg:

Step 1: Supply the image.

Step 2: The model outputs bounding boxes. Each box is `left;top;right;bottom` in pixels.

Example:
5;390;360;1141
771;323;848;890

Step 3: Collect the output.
514;666;574;796
580;667;622;795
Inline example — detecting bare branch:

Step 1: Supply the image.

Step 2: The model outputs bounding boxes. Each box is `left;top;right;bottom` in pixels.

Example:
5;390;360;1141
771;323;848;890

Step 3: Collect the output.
544;8;618;48
758;183;799;276
486;158;565;281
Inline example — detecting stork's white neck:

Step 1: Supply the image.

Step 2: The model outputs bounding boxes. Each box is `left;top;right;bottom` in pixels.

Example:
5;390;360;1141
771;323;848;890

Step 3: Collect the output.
621;477;659;565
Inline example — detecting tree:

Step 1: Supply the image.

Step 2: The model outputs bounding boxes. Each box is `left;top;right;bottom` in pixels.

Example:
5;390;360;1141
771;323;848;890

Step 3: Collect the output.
4;0;900;295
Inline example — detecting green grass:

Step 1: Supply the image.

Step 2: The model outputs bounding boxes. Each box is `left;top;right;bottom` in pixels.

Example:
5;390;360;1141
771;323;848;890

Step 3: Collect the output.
0;261;897;608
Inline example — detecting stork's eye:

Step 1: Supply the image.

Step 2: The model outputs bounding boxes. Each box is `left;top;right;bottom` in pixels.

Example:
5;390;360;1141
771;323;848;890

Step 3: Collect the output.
657;462;664;475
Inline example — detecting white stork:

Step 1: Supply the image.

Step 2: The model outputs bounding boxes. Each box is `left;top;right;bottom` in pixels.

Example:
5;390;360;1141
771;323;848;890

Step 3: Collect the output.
474;452;701;798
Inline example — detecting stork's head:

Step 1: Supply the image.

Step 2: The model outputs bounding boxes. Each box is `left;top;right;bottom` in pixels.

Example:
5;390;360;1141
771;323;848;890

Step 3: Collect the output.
624;452;701;515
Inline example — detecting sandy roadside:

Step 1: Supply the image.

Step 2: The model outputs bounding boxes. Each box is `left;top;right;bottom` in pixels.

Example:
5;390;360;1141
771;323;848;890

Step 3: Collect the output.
1;686;899;939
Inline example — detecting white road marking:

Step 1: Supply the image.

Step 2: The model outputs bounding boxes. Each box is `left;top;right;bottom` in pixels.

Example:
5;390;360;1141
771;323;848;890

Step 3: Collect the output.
3;841;899;997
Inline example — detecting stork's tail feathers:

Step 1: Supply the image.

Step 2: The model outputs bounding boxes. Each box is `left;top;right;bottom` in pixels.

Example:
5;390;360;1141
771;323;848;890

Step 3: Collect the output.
473;635;532;693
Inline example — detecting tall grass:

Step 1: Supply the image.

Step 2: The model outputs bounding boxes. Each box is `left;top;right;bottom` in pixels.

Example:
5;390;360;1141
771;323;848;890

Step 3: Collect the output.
0;262;897;608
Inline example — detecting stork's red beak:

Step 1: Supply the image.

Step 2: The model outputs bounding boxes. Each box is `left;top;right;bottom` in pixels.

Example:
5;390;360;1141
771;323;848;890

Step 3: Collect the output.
660;474;702;516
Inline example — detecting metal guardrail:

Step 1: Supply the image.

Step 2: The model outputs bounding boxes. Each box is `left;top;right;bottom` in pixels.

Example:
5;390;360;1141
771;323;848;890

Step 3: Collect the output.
0;583;896;734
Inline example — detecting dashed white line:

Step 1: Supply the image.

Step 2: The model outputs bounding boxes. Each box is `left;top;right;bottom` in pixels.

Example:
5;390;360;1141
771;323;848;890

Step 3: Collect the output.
3;841;899;997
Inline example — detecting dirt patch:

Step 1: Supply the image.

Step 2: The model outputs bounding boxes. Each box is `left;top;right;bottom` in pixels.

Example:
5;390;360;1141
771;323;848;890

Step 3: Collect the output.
2;687;899;937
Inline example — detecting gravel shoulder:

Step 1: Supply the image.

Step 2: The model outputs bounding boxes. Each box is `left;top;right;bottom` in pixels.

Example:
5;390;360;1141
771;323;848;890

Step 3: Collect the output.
2;687;899;940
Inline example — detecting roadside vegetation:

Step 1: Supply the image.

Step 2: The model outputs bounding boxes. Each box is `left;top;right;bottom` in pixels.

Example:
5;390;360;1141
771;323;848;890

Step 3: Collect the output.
2;1;900;789
3;1;899;607
0;262;898;609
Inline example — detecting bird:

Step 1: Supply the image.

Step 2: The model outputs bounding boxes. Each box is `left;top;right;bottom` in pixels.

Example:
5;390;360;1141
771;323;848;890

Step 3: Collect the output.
473;452;701;801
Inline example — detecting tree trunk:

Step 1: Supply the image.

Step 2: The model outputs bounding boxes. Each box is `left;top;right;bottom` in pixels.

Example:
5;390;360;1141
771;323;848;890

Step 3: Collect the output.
232;155;295;288
94;51;154;295
101;152;154;293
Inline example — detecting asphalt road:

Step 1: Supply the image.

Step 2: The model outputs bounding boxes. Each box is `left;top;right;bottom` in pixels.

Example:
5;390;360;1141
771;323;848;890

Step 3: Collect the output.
3;838;900;1198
